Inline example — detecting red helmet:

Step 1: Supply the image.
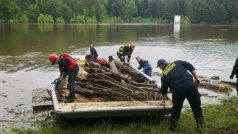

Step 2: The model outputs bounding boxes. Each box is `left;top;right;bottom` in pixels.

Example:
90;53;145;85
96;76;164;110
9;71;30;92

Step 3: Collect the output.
129;43;136;49
48;54;58;64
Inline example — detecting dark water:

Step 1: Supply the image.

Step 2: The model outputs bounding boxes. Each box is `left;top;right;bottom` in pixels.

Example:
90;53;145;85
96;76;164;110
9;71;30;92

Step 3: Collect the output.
0;24;238;128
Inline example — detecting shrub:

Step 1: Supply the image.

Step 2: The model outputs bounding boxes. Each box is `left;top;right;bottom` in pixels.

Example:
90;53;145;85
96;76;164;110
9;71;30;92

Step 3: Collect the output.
38;14;54;23
182;16;190;25
56;16;64;23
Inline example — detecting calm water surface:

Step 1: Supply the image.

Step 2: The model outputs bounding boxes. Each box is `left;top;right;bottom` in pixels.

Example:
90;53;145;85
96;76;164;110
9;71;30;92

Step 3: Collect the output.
0;24;238;128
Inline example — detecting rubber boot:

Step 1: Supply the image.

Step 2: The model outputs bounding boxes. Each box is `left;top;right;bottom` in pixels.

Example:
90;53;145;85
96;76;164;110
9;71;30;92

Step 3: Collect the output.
196;118;204;133
64;91;75;103
168;119;178;131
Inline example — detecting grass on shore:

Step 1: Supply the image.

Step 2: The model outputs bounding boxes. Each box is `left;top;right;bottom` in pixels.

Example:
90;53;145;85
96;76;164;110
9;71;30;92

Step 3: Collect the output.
2;97;238;134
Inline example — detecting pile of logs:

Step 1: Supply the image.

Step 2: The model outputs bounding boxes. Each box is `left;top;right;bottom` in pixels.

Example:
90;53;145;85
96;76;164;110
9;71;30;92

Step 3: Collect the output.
75;60;160;101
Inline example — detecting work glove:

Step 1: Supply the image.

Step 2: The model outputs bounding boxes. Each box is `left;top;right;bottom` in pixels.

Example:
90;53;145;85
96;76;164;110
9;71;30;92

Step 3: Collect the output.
52;78;61;85
230;75;234;79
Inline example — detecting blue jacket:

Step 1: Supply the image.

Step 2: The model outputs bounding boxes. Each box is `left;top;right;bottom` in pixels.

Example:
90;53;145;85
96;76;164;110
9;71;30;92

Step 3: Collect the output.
138;59;151;71
160;60;195;95
90;47;98;57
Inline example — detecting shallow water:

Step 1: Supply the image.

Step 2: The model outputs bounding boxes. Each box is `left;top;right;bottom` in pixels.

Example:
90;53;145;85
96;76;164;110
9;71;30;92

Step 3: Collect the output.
0;24;237;129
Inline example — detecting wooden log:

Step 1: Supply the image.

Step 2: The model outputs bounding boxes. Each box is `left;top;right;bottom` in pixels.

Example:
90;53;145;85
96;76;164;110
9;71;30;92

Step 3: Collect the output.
109;60;118;73
87;62;131;82
114;60;144;81
200;80;233;93
129;81;159;88
75;62;157;101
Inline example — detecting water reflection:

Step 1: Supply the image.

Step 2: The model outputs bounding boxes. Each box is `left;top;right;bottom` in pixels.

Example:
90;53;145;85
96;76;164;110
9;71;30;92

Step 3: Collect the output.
38;24;54;33
173;23;180;40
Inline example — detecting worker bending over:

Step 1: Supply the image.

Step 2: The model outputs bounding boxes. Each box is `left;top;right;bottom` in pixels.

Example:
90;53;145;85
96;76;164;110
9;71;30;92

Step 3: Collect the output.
117;43;135;63
48;53;79;103
136;56;152;76
157;59;203;132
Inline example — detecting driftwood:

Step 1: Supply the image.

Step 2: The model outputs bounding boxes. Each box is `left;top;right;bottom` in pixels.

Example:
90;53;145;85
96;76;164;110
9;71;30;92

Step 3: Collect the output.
154;73;234;93
88;61;131;82
75;61;160;101
200;80;232;93
114;60;145;82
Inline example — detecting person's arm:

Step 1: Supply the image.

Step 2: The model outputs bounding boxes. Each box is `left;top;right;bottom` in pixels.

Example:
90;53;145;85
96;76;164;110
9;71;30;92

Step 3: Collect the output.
180;60;195;72
160;78;169;105
94;48;98;57
90;48;93;55
137;61;143;70
127;49;133;63
180;60;200;84
191;70;201;85
127;54;131;62
60;59;69;78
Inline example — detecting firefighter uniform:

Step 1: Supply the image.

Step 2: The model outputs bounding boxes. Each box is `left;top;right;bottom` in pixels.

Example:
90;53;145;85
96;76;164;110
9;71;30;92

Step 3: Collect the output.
58;54;79;103
117;46;134;63
159;60;203;130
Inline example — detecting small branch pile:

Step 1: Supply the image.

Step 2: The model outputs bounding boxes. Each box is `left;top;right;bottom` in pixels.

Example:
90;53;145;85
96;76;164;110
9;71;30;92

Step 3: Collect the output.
75;60;160;101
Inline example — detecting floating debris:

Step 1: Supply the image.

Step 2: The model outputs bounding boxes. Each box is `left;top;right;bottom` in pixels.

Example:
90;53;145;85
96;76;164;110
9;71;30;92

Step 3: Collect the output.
200;80;232;93
0;93;7;97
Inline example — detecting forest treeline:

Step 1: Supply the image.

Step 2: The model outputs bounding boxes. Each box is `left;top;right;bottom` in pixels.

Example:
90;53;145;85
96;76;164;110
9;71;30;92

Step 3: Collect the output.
0;0;238;24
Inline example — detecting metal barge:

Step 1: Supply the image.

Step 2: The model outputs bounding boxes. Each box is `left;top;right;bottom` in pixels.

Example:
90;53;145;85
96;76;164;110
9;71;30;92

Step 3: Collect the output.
49;57;172;118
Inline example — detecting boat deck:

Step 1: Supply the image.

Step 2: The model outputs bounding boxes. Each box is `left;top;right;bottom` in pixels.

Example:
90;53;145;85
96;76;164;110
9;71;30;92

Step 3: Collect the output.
58;100;172;109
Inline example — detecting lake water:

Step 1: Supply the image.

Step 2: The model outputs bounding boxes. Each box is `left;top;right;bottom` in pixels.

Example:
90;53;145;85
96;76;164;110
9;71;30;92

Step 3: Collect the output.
0;23;238;128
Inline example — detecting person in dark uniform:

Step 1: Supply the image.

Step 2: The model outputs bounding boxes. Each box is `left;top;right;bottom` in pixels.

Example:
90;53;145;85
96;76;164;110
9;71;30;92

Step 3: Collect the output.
136;56;152;76
89;43;98;61
49;53;79;103
156;59;203;132
230;57;238;96
117;43;135;63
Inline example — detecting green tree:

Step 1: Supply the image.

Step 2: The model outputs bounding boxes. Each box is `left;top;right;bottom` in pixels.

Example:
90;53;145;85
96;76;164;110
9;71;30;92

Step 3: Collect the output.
124;0;137;22
98;2;108;21
231;17;237;25
88;6;96;17
42;0;57;20
184;0;193;18
58;4;72;23
7;2;22;21
108;0;126;17
83;7;89;22
135;0;148;18
26;4;40;22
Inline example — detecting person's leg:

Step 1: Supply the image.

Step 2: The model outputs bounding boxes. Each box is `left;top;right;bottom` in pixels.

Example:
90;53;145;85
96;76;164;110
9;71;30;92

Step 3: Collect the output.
117;52;125;63
119;55;125;63
171;93;185;119
144;67;152;76
170;92;185;131
65;66;79;103
186;87;203;131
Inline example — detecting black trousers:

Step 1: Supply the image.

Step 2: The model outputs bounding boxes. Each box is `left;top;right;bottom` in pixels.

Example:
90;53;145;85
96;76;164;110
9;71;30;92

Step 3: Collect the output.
68;65;79;92
171;81;203;120
117;52;125;62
